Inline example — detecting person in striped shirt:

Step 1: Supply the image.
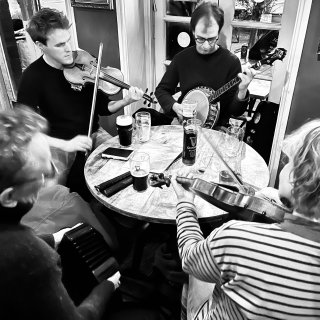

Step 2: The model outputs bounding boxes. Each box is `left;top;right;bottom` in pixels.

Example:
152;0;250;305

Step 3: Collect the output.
171;119;320;320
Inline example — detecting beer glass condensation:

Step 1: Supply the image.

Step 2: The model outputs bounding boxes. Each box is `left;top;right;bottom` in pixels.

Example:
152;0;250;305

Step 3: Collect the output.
135;111;151;143
130;152;150;192
116;115;133;146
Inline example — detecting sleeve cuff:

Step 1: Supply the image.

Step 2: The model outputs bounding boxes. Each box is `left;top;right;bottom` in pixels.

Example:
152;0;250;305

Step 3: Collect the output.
237;89;250;102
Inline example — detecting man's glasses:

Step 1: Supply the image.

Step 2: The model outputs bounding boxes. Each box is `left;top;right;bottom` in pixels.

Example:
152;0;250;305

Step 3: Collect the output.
194;36;218;46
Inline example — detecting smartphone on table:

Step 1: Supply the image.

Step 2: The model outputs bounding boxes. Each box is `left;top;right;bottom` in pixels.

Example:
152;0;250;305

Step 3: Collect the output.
101;147;134;161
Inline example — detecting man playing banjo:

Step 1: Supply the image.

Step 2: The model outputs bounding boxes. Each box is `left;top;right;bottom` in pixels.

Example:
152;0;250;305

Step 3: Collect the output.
155;1;254;129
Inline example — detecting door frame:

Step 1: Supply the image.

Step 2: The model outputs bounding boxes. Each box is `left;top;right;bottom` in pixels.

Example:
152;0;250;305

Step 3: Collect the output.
268;0;313;186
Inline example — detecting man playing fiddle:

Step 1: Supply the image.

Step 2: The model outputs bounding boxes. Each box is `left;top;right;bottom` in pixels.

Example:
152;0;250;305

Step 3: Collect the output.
17;8;144;190
155;1;254;128
171;119;320;319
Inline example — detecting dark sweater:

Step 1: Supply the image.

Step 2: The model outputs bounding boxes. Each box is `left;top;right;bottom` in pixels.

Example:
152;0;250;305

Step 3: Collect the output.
0;205;114;320
17;56;111;140
155;46;248;126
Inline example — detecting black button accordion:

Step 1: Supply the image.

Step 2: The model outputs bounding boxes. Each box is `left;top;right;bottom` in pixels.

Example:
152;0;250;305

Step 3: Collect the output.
57;222;119;305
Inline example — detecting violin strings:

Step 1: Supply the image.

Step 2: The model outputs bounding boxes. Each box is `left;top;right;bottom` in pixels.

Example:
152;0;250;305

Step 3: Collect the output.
83;65;133;89
82;65;151;102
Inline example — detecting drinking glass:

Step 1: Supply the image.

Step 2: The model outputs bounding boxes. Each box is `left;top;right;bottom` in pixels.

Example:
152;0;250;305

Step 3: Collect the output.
224;125;244;157
221;125;244;182
182;100;197;125
135;111;151;143
130;152;150;192
116;115;133;146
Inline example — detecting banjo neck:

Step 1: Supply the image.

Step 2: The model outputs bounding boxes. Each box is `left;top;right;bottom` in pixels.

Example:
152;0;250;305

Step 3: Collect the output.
209;76;241;103
208;60;262;104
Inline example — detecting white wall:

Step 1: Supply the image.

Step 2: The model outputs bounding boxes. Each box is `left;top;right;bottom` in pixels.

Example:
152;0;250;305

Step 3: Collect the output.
117;0;151;114
268;0;299;103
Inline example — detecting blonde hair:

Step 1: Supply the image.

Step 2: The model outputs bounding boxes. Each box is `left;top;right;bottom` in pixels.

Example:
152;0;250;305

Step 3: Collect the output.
0;106;47;192
283;119;320;218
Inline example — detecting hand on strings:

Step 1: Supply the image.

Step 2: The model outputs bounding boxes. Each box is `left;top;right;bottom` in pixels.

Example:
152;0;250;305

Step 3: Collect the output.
64;135;92;152
171;170;195;203
107;271;121;290
255;187;283;206
237;64;256;94
125;86;144;104
172;102;183;123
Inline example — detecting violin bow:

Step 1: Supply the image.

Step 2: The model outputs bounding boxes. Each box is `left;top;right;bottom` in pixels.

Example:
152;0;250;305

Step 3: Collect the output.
88;42;104;139
202;131;247;194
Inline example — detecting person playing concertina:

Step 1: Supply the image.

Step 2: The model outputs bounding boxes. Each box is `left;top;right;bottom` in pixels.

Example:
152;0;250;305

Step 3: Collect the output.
155;1;254;128
17;8;144;185
171;120;320;319
0;106;165;320
0;106;120;319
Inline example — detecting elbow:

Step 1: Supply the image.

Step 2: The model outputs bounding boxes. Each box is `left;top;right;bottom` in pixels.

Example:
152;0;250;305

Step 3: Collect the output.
180;252;192;273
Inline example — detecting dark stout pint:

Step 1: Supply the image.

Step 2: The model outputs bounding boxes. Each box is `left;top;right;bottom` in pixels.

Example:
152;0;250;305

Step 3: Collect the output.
130;152;150;192
182;121;198;166
116;115;133;146
132;169;149;192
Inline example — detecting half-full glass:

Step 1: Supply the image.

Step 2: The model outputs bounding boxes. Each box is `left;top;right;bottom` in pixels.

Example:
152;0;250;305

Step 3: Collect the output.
130;152;150;192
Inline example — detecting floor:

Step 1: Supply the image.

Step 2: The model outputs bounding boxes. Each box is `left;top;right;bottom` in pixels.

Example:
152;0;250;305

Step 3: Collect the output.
92;202;186;319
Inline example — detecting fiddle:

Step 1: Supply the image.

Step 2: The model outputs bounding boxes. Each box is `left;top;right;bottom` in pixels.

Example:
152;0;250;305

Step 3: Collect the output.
63;49;156;106
149;173;292;223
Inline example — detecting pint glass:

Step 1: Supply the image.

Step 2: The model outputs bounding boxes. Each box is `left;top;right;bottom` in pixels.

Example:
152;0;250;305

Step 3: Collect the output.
182;100;197;126
130;152;150;192
135;111;151;143
116;115;133;146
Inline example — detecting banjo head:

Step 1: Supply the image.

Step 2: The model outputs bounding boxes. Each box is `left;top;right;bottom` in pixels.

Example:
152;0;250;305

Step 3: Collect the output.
183;89;209;124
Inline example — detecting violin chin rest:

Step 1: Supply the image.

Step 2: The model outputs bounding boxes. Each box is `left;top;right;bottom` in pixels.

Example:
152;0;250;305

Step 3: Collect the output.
279;197;293;210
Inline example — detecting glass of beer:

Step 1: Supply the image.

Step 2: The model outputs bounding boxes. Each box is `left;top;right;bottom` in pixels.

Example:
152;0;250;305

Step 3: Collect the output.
135;111;151;143
182;100;197;126
116;115;133;146
182;118;199;166
130;152;150;192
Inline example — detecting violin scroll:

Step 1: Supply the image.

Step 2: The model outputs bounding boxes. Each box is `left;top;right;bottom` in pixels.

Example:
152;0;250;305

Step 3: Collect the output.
63;49;157;104
149;173;193;189
149;173;171;188
142;88;157;107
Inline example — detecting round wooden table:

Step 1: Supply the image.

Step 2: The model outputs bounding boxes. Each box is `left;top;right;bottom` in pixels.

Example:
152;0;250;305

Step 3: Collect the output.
85;125;269;224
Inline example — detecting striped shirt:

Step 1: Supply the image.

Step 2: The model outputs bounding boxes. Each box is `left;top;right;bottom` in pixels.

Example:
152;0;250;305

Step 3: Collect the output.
176;201;320;320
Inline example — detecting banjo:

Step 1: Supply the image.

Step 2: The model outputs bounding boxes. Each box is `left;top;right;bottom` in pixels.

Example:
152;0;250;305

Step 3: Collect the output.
182;48;287;129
